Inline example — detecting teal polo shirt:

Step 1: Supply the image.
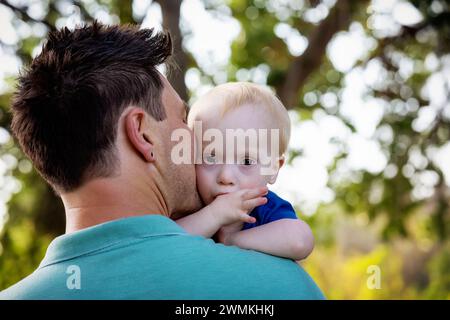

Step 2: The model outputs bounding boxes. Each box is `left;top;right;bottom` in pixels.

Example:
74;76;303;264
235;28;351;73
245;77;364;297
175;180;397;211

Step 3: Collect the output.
0;215;324;299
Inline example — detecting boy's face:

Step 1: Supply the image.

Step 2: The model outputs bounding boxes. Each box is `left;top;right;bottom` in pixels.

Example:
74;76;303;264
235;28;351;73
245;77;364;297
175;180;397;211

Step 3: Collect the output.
195;103;281;205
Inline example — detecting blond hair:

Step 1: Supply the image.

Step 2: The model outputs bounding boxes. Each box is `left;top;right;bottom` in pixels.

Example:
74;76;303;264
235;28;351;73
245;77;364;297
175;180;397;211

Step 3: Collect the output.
188;82;291;155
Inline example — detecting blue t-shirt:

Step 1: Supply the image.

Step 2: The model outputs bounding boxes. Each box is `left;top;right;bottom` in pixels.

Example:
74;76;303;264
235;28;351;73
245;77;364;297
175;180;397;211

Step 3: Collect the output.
243;191;297;230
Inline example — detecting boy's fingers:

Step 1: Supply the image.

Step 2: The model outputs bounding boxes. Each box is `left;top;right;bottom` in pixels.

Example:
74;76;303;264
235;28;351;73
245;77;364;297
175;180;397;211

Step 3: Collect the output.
243;197;268;210
241;187;268;200
240;214;256;224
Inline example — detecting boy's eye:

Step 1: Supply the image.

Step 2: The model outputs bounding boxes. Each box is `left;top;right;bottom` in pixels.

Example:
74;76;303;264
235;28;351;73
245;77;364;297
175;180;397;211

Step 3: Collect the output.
204;154;216;164
240;157;256;166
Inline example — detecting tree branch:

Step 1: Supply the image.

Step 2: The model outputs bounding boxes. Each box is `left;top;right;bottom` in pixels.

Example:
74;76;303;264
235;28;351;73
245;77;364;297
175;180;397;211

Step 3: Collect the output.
0;0;55;31
73;0;95;22
277;0;366;109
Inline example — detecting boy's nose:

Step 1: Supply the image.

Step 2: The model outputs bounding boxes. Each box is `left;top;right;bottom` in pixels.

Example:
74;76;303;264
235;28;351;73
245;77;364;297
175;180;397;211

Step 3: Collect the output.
217;165;236;186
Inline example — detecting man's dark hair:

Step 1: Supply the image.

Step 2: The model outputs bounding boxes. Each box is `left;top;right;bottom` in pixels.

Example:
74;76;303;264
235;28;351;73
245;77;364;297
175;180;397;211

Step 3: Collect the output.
11;21;172;193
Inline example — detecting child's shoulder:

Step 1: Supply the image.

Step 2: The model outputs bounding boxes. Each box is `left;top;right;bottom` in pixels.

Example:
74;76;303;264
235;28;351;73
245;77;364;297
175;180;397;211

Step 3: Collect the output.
244;190;297;229
260;190;297;219
265;190;293;208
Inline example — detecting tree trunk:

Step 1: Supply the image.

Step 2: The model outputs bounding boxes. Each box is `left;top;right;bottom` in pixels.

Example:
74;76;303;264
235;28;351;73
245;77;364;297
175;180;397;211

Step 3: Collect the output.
155;0;189;102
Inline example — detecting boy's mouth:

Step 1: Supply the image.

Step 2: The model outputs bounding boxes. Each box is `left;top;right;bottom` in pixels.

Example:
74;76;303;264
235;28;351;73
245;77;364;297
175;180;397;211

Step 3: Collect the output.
214;192;229;197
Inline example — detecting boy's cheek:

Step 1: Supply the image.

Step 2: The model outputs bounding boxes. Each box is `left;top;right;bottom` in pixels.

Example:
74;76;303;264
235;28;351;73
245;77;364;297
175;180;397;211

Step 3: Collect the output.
196;167;209;187
196;164;214;182
195;166;214;203
235;166;268;189
238;174;267;189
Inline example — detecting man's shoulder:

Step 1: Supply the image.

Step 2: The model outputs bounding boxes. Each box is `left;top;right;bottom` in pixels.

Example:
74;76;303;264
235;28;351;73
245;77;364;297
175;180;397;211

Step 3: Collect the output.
0;271;57;300
1;232;324;299
164;234;325;299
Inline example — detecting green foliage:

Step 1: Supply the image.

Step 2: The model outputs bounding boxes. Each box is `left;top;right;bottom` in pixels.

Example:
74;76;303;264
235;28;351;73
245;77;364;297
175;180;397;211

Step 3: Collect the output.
0;220;52;289
0;0;448;298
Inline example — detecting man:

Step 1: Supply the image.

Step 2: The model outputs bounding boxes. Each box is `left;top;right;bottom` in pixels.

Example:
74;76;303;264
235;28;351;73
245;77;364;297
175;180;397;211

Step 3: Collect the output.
0;22;324;299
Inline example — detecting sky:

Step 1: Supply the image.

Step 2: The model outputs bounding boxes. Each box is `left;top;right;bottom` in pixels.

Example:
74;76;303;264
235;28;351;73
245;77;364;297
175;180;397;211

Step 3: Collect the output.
0;0;449;224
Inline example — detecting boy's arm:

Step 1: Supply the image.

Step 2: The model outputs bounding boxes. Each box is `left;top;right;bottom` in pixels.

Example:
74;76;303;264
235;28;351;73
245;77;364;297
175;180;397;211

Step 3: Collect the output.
176;187;268;238
176;206;223;238
218;218;314;261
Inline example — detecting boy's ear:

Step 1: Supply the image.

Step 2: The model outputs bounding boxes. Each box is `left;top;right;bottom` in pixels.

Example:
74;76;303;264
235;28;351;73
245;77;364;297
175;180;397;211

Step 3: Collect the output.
268;155;285;184
125;108;156;162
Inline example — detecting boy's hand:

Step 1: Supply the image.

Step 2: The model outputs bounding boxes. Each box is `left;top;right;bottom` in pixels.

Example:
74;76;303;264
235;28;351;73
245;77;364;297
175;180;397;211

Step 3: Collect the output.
215;220;244;245
209;186;268;227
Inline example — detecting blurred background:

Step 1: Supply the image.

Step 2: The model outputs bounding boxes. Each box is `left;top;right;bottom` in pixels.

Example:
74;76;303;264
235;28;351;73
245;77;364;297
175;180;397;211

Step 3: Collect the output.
0;0;449;299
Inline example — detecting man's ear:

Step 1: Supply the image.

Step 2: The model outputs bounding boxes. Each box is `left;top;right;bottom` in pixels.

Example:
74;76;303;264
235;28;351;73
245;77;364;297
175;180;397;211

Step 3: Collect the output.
268;155;285;184
125;108;156;162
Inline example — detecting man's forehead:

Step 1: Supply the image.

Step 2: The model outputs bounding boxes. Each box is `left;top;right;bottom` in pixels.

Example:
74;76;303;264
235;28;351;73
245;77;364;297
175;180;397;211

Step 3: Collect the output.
159;72;170;87
160;73;174;97
159;73;183;107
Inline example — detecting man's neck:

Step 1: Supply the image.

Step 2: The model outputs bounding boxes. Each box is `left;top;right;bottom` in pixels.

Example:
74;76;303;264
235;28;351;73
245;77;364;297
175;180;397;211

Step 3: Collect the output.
62;176;169;234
